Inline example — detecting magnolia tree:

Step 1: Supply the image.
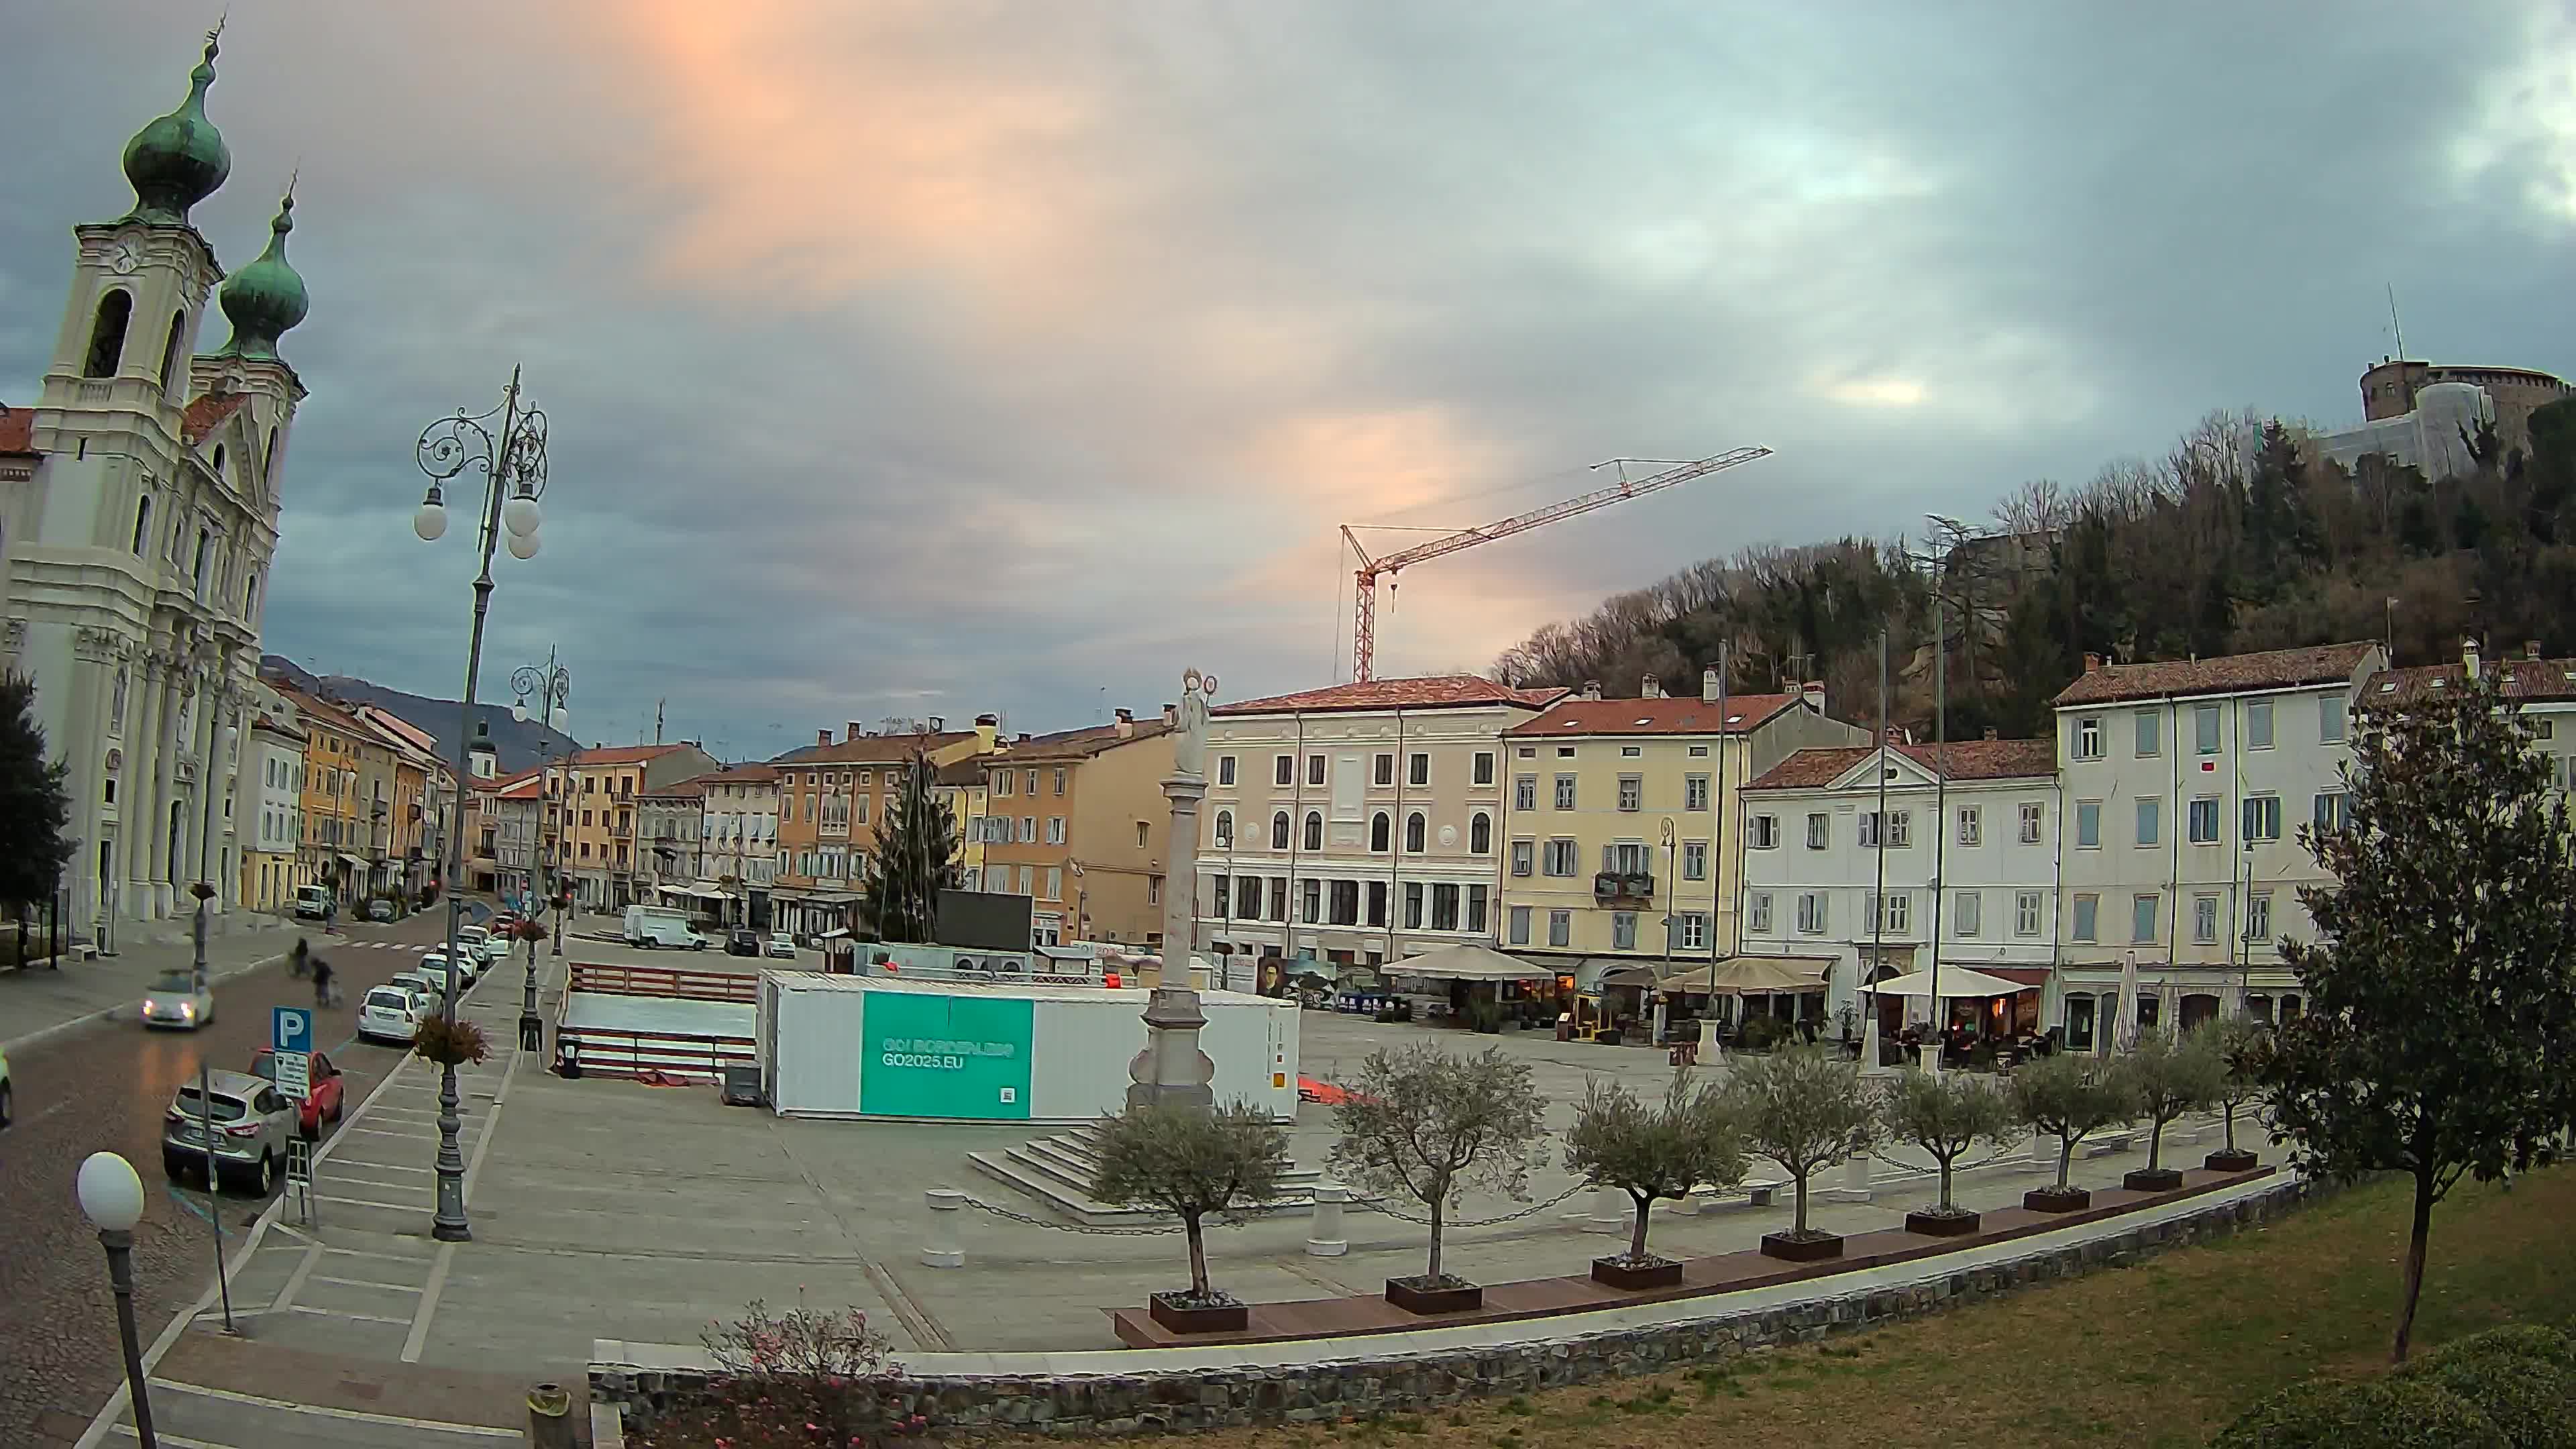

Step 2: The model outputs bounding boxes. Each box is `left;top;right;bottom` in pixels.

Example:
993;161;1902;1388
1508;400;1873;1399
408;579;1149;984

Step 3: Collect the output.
1882;1066;2017;1218
1330;1044;1546;1286
2124;1028;2226;1177
1091;1103;1291;1307
2264;668;2576;1364
1563;1069;1747;1266
1725;1046;1880;1240
2195;1017;2271;1161
2009;1053;2137;1194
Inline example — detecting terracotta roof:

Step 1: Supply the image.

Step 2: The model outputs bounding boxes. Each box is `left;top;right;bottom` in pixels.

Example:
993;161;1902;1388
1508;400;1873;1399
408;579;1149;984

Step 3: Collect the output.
687;763;781;785
641;778;709;799
770;731;977;766
248;712;305;741
272;685;365;737
2373;657;2576;705
180;392;251;446
934;759;986;787
996;720;1174;762
1504;694;1805;738
2051;642;2380;707
0;405;34;455
1746;739;2058;792
1214;675;1566;716
570;743;689;765
494;772;545;800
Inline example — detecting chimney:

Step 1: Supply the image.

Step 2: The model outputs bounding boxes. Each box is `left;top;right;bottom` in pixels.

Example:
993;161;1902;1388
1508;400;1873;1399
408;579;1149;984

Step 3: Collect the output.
974;713;1000;751
1801;680;1825;707
846;721;863;743
1114;708;1135;739
1641;673;1663;699
1581;680;1603;701
1883;725;1906;746
1701;666;1721;704
2463;636;2481;681
1016;733;1032;745
2528;641;2544;662
2083;652;2103;674
927;715;945;733
1983;727;1999;741
817;729;832;748
1161;702;1178;727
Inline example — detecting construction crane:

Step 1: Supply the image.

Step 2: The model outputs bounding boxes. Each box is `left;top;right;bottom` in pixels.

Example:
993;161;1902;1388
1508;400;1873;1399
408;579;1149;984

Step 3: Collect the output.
1340;447;1772;682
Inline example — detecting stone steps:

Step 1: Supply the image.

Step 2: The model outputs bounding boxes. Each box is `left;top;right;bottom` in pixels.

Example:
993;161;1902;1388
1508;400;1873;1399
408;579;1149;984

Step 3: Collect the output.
967;1122;1329;1226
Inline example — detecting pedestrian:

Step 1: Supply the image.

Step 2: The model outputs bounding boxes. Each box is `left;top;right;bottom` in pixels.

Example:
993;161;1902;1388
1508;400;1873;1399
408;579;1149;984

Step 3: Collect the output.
289;936;311;979
312;954;338;1010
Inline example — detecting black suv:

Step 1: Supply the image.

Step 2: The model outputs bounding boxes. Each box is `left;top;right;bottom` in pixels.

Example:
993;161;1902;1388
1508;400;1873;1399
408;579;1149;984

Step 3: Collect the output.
726;928;761;957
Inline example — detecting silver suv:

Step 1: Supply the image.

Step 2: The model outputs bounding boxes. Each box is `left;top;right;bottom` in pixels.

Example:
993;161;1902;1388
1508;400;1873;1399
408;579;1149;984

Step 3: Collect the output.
161;1069;296;1195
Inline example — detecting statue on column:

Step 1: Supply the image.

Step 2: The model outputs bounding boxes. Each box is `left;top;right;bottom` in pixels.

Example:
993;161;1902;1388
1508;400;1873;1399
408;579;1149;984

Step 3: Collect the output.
1173;667;1215;780
1131;667;1222;1113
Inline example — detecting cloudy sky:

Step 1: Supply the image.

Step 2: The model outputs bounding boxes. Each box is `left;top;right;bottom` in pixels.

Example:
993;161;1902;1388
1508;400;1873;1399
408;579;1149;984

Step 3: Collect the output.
6;1;2572;759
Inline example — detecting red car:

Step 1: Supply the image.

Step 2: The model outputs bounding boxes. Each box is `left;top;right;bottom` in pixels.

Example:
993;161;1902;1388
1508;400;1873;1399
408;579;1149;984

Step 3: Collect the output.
248;1048;345;1140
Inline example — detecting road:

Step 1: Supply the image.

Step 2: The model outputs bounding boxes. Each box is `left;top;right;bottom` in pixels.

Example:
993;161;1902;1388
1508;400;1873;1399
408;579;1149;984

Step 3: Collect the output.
0;905;493;1449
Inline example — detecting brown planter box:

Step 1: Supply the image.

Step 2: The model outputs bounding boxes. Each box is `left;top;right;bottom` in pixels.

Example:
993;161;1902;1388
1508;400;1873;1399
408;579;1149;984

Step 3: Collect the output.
2204;1148;2260;1173
2123;1167;2185;1192
1904;1209;1981;1237
1760;1231;1844;1263
1384;1277;1483;1315
1591;1255;1684;1290
1147;1291;1247;1335
2024;1185;2092;1213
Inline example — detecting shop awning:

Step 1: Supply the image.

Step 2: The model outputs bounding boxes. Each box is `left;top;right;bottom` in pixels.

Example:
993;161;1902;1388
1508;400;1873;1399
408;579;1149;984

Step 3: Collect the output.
337;853;366;868
1386;942;1554;982
1663;955;1833;996
1866;966;2030;998
1593;963;1664;989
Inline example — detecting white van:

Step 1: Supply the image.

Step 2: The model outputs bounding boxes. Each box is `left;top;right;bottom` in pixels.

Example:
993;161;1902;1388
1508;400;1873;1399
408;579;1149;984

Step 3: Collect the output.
623;904;704;951
293;885;333;920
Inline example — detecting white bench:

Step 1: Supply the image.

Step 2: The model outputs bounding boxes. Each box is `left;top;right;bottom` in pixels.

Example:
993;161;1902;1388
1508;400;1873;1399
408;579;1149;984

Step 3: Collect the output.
2083;1130;2137;1159
1672;1176;1790;1214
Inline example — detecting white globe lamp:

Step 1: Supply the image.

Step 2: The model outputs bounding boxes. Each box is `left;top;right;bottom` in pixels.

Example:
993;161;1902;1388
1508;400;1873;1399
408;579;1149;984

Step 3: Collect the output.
506;529;540;561
502;493;542;538
76;1151;145;1232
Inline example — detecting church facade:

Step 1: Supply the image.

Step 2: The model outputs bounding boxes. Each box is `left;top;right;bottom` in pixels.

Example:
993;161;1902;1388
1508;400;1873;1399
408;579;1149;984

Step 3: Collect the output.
0;27;311;933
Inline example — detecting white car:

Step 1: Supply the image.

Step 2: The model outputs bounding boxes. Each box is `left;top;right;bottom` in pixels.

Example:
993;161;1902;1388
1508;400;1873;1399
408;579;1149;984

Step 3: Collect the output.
357;984;423;1044
141;970;215;1030
765;931;796;959
415;953;460;999
455;924;496;967
387;972;437;1011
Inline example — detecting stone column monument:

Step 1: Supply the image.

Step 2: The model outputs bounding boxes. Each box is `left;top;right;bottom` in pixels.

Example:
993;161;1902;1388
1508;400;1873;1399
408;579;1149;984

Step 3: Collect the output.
1127;667;1220;1112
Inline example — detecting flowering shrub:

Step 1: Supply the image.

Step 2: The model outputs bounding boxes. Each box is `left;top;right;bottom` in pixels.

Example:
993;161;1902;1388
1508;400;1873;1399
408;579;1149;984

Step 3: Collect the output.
411;1014;490;1067
629;1299;928;1448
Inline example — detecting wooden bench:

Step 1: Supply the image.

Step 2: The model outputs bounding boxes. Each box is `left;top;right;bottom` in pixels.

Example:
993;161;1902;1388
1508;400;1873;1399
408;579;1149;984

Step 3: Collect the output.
2083;1130;2137;1159
1672;1176;1790;1213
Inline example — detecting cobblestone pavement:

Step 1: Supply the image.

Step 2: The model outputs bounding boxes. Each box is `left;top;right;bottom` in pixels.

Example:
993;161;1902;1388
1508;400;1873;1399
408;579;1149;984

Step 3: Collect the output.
0;904;493;1449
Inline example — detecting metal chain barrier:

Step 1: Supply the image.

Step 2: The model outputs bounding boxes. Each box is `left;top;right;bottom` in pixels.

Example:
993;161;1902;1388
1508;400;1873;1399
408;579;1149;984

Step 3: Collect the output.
955;1195;1189;1236
955;1181;1589;1236
1348;1182;1587;1228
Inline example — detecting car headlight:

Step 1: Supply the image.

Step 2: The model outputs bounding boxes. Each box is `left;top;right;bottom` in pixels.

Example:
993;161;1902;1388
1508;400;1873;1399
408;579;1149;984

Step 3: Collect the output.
142;998;158;1014
180;1002;196;1019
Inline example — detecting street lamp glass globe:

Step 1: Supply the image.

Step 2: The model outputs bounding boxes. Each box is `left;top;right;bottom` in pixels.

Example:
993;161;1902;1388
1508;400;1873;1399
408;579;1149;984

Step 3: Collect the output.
76;1151;145;1231
549;706;570;732
502;494;542;538
413;500;449;542
512;700;529;724
506;529;540;561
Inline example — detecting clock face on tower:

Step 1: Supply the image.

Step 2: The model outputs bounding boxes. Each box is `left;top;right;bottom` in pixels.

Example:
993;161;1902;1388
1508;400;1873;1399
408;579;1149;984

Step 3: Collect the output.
110;237;142;275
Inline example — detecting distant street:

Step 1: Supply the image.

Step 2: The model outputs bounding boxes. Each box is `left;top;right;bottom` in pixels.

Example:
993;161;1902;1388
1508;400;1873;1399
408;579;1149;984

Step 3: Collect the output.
0;906;480;1448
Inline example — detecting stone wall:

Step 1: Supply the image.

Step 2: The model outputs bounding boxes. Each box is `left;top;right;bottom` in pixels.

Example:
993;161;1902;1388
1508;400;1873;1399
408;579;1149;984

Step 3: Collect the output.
596;1178;2315;1437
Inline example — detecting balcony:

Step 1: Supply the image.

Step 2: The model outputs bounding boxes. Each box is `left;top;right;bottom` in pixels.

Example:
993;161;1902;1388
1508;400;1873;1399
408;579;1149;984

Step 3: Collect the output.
1593;871;1656;904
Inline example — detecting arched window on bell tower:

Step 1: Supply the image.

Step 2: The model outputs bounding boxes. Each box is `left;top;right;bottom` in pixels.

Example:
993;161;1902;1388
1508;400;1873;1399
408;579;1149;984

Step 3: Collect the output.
156;310;186;394
84;290;133;378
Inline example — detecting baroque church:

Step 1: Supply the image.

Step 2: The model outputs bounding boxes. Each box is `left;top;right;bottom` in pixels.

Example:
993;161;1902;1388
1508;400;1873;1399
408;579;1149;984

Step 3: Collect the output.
0;26;309;933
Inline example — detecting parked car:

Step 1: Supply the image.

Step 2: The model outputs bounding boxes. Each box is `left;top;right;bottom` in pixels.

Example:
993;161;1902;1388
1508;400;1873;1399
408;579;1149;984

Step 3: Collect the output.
727;928;761;957
415;953;460;998
248;1047;344;1139
294;884;333;920
162;1069;296;1194
366;898;395;923
358;984;425;1044
388;971;436;1009
765;931;797;959
455;924;496;966
140;970;215;1030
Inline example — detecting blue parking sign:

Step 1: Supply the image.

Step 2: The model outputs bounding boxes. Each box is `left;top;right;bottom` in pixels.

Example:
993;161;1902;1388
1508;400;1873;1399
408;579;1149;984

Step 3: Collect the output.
272;1006;313;1055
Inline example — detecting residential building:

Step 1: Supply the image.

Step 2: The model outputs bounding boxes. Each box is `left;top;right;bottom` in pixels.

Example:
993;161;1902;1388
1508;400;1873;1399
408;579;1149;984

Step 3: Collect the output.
2375;639;2576;786
637;777;707;902
770;719;996;936
936;757;990;891
977;710;1175;947
2051;641;2385;1048
276;687;382;902
692;762;780;927
352;704;451;900
488;768;543;904
1737;737;2059;1034
241;706;305;912
545;743;718;912
0;36;309;930
1192;676;1565;971
1499;671;1864;988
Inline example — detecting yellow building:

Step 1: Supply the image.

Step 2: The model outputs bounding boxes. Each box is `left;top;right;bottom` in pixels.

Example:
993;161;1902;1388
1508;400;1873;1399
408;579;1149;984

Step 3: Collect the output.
934;757;991;892
1497;673;1863;985
276;687;378;902
770;717;998;936
976;712;1175;947
545;743;719;912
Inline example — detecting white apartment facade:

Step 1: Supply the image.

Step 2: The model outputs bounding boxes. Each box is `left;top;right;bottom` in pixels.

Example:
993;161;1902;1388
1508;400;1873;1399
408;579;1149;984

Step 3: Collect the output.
694;762;781;927
1737;739;2061;1034
1193;676;1565;970
2051;641;2385;1049
488;769;541;905
243;709;304;912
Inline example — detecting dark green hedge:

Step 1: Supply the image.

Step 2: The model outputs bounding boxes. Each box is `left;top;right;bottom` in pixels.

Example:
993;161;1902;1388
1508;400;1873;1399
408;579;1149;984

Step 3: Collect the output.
2212;1323;2576;1449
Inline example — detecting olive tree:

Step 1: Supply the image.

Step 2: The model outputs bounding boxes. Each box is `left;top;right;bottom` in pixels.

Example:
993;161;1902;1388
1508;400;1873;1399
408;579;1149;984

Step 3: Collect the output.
1330;1044;1546;1286
1881;1066;2017;1216
1723;1046;1880;1238
1562;1069;1747;1265
2008;1052;2137;1192
2125;1027;2226;1174
2194;1016;2271;1159
1091;1103;1290;1305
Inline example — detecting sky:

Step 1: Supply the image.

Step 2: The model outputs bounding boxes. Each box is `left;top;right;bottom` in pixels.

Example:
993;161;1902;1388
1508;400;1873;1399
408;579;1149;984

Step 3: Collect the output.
5;1;2573;762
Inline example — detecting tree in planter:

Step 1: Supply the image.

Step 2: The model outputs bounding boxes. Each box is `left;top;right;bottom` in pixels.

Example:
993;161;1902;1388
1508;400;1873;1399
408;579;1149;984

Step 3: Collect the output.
2121;1026;2227;1185
857;749;959;945
1328;1043;1546;1289
2194;1016;2271;1165
2263;666;2576;1364
1882;1065;2017;1223
1724;1046;1880;1244
0;672;73;966
1089;1102;1291;1309
1562;1069;1747;1269
2008;1051;2137;1198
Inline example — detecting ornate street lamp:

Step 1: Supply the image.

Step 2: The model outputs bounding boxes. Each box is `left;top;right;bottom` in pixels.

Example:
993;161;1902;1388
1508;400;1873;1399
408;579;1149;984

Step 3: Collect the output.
412;367;550;1242
76;1151;157;1448
511;650;574;958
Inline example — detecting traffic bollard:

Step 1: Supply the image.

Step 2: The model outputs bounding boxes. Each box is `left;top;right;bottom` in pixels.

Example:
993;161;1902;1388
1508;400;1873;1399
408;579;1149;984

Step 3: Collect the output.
920;1187;966;1269
1305;1183;1349;1256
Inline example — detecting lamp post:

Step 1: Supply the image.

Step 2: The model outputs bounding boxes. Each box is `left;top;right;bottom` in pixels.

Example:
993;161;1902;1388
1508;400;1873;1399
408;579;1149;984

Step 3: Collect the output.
513;653;572;961
413;366;551;1242
76;1151;158;1448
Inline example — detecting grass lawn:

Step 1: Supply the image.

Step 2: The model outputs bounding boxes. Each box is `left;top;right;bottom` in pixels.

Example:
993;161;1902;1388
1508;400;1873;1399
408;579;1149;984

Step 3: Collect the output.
1141;1167;2576;1449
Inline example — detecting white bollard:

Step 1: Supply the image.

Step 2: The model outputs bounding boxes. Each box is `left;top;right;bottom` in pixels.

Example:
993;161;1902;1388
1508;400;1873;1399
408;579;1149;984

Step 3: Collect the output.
920;1187;966;1269
1917;1042;1943;1077
1584;1185;1627;1232
2021;1126;2053;1176
1305;1183;1349;1256
1823;1152;1873;1203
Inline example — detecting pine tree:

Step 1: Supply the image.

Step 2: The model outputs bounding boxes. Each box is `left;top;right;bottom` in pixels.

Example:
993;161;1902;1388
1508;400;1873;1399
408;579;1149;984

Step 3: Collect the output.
857;749;959;943
0;672;74;962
